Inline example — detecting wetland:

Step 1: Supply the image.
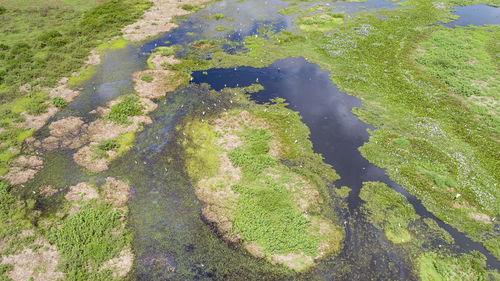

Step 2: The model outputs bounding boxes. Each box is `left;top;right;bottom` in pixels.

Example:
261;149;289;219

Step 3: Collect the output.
0;0;499;280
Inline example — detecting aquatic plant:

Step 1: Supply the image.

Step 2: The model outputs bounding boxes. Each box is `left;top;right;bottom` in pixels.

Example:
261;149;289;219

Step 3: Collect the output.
417;251;491;281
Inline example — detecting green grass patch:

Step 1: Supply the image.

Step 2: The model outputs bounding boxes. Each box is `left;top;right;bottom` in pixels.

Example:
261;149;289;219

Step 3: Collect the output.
107;95;144;124
51;96;67;108
360;181;418;243
179;4;200;11
297;12;345;32
140;74;153;83
48;202;130;280
417;251;490;281
215;26;227;32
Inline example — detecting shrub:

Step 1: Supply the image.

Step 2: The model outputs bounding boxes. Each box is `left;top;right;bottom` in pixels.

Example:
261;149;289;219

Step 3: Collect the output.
214;13;225;20
0;6;6;15
51;96;67;108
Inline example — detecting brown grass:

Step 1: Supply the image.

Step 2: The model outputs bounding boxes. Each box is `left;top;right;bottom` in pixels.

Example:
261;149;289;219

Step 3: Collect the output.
1;237;63;281
3;155;44;185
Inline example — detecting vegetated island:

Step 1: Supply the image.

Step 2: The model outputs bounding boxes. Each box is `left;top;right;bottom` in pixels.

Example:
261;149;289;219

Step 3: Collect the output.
181;85;344;271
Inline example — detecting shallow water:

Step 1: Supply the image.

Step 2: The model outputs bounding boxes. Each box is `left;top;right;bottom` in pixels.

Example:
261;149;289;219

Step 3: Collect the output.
445;4;499;27
19;0;500;279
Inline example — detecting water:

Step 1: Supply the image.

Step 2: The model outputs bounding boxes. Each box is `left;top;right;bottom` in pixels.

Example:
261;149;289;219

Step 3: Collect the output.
445;4;499;27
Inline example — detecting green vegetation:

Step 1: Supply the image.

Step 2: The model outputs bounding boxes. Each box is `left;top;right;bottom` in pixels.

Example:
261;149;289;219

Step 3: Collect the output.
180;4;200;11
140;74;153;83
229;128;317;256
182;87;343;270
107;95;144;124
415;26;500;134
0;0;152;176
51;96;68;108
215;26;227;31
25;94;49;115
214;13;225;20
297;12;345;32
48;202;130;280
360;181;418;243
176;0;500;260
417;251;493;281
94;139;120;159
0;180;37;247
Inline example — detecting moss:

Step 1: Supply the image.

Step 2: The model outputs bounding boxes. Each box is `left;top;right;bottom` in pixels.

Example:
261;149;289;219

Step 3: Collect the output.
140;74;153;83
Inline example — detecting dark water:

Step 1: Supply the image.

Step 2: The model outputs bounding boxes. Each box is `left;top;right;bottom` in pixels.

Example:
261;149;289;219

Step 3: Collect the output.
445;4;499;27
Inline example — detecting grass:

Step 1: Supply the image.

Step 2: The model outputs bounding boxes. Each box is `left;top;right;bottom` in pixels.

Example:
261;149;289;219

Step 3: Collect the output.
94;139;120;159
0;0;152;176
297;12;345;32
417;251;492;281
181;90;343;270
48;202;130;280
359;181;418;243
107;95;144;124
176;0;500;260
415;26;500;134
179;4;200;12
140;74;153;83
51;96;68;108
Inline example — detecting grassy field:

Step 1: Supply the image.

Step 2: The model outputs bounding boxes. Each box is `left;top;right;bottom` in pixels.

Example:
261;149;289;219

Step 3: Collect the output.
0;0;151;175
173;0;500;261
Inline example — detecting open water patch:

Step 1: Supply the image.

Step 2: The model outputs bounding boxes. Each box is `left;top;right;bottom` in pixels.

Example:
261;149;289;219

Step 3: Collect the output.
444;4;499;27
